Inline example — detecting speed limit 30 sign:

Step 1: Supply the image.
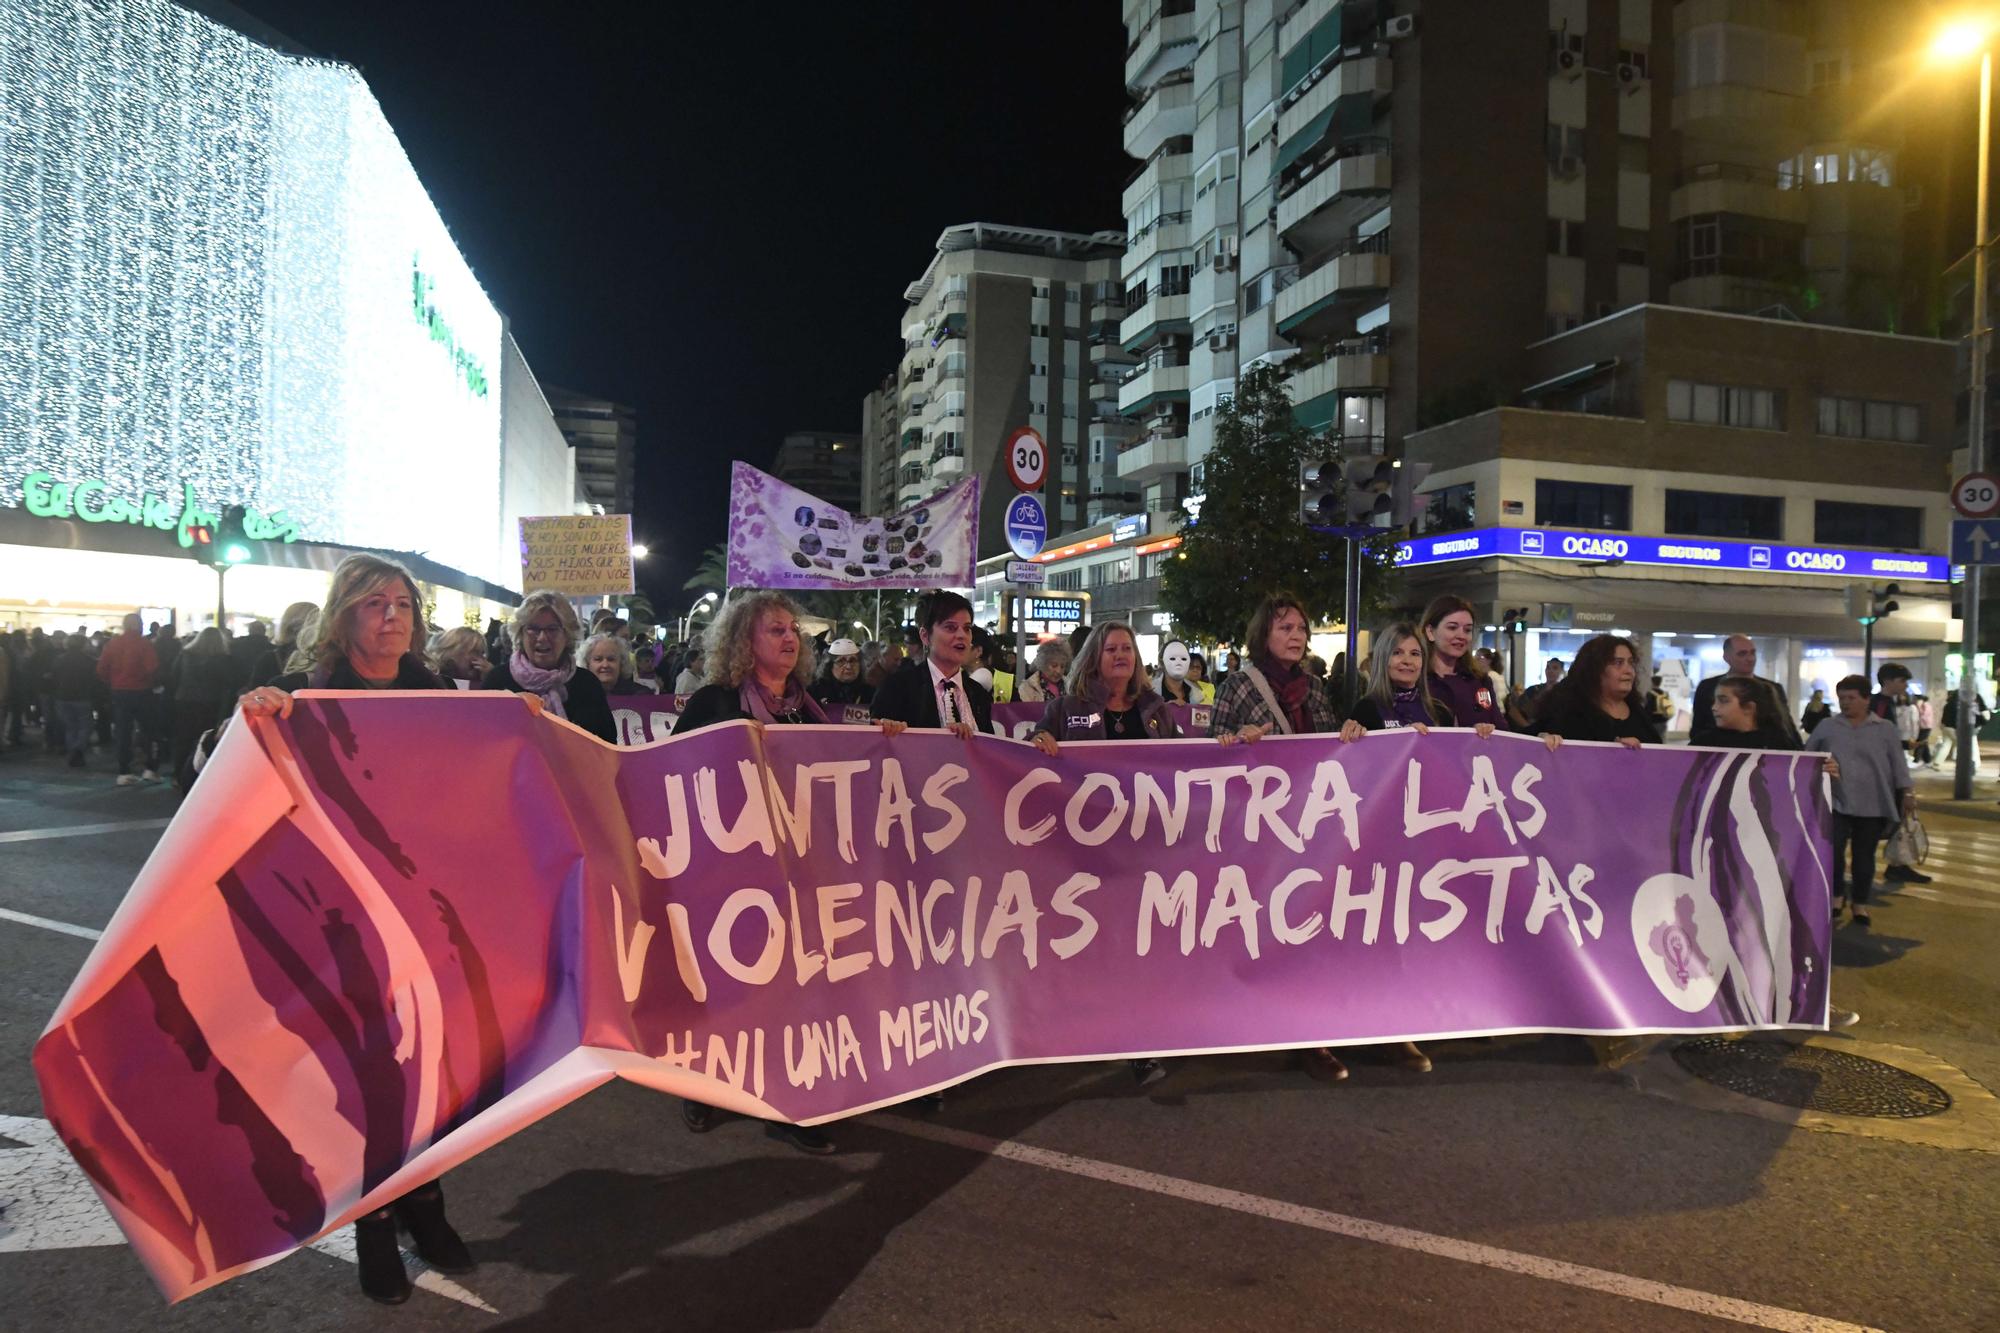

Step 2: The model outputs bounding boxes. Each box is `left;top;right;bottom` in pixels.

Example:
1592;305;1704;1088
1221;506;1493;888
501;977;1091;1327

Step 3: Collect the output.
1953;472;2000;519
1005;426;1047;492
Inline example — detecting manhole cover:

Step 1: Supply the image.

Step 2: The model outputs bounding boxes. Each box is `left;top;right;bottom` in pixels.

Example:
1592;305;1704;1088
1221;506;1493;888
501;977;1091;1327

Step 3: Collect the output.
1672;1039;1953;1118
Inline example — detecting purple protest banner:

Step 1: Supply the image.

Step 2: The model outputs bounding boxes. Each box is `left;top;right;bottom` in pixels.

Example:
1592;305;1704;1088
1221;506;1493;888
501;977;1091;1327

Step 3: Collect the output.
725;462;978;590
34;694;1831;1301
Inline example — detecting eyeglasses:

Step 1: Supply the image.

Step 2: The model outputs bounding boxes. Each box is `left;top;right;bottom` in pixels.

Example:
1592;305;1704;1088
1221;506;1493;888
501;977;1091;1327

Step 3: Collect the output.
521;624;565;639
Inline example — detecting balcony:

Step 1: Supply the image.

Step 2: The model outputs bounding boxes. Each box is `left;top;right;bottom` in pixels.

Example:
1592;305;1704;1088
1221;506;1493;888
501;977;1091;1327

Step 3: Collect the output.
1276;56;1392;149
1125;212;1192;272
898;479;930;508
1276;149;1392;253
1119;360;1190;416
930;451;966;481
1120;292;1190;350
1117;433;1190;482
1126;6;1197;91
1278;0;1340;59
1123;151;1193;217
1285;339;1391;430
899;427;924;456
1275;235;1392;340
1123;79;1195;161
1668;161;1809;226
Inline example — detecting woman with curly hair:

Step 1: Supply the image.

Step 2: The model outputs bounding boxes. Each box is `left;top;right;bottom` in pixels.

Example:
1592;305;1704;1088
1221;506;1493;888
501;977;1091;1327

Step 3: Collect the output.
579;631;646;696
672;591;904;1149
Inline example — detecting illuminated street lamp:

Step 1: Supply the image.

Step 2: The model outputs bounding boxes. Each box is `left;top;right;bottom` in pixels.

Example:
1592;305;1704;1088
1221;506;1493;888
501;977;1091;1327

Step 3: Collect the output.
679;590;720;641
630;542;649;560
1934;17;1994;800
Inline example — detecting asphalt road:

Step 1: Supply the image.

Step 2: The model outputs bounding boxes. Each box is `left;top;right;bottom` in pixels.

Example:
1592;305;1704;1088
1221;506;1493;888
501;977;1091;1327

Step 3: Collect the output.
3;739;1998;1332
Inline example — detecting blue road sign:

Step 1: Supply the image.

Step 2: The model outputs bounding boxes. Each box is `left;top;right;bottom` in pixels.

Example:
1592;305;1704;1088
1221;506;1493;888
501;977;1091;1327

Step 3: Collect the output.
1005;494;1047;559
1952;518;2000;566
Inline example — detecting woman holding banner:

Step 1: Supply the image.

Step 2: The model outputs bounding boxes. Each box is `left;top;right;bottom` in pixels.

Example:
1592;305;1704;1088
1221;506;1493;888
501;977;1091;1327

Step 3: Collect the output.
1535;635;1660;749
1419;596;1506;728
1326;624;1447;1073
1029;623;1181;750
1030;620;1181;1085
674;593;906;1149
484;592;617;742
1340;623;1450;736
233;553;477;1305
1207;595;1339;745
1207;594;1355;1081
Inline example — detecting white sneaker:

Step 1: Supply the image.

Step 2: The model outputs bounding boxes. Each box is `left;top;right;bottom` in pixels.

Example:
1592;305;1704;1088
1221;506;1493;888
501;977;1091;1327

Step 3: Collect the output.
140;769;158;782
114;774;138;786
1830;1007;1861;1028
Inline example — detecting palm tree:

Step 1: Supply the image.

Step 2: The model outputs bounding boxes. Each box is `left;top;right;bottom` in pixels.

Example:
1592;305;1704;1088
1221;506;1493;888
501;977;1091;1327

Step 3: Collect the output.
683;543;729;595
620;591;657;630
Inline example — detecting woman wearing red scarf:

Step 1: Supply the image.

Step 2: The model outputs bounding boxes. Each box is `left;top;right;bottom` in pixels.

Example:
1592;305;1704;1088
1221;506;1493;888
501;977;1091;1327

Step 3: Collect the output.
1206;594;1357;1080
1207;594;1339;743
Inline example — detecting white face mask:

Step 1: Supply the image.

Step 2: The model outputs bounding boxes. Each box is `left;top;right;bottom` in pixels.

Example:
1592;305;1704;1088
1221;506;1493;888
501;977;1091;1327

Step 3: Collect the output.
1161;642;1190;680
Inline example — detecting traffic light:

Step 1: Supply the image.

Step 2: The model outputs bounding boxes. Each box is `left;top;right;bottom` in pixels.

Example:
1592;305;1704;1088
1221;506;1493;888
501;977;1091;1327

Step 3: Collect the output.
1389;461;1433;527
1300;455;1341;526
1502;606;1530;634
1848;582;1900;626
216;504;254;565
1343;457;1396;523
188;521;218;565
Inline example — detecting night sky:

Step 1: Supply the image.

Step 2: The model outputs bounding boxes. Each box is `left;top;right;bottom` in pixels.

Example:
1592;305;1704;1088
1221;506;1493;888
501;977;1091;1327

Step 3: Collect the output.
225;0;1135;608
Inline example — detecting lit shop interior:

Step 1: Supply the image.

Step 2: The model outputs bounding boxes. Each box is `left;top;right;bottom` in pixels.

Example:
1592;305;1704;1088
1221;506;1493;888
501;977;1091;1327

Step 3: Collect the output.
1392;527;1967;732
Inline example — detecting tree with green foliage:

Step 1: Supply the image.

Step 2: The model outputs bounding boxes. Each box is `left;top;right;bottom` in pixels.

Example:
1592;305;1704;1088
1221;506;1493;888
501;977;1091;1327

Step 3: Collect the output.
682;543;729;596
1158;364;1400;646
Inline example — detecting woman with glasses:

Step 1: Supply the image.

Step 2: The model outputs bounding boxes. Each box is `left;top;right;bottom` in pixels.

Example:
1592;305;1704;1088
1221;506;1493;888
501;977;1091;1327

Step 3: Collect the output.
483;591;617;742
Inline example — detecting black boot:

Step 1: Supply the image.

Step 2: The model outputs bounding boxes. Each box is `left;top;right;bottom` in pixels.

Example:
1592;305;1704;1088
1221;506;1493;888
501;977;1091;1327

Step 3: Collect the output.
353;1207;411;1304
394;1183;474;1274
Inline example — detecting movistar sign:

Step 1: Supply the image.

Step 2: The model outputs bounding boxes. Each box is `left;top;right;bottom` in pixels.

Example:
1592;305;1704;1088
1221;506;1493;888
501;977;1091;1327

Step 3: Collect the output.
1394;526;1948;582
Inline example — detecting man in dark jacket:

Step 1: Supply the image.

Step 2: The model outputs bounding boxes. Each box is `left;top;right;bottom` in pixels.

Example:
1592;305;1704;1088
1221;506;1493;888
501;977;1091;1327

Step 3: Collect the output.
1689;634;1798;743
870;591;992;735
51;635;97;767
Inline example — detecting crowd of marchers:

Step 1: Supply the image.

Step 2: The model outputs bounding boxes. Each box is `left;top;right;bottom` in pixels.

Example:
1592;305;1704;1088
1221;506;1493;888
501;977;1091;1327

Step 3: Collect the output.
0;549;1958;1306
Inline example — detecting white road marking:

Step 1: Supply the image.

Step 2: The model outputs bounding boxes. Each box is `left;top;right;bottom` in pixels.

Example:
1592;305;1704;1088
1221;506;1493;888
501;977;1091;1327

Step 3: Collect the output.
1895;887;2000;911
0;908;102;941
0;1114;495;1312
865;1115;1883;1333
0;818;170;844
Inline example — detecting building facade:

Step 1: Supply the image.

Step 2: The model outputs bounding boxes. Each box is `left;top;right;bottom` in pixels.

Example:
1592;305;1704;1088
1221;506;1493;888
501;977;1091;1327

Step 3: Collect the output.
770;429;863;513
868;223;1134;556
859;373;903;517
0;0;578;632
1400;304;1960;721
545;386;638;517
1057;0;1954;644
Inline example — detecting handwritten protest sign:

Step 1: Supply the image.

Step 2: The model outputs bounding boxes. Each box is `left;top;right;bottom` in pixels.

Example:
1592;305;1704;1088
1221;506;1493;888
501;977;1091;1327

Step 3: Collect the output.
519;513;634;595
35;694;1832;1301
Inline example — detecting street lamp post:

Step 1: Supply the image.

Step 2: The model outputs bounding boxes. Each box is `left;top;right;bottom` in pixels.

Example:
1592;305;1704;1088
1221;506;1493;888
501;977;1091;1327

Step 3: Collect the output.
1953;34;1994;800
